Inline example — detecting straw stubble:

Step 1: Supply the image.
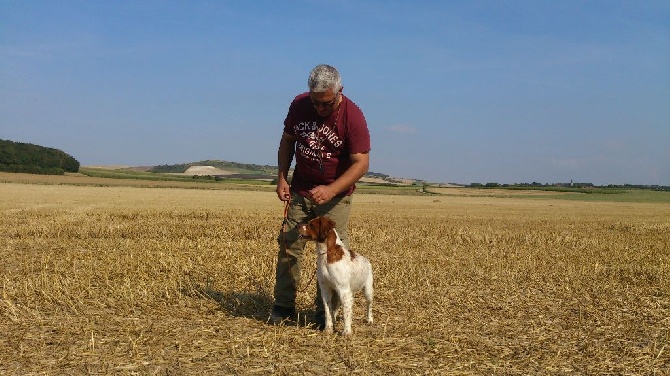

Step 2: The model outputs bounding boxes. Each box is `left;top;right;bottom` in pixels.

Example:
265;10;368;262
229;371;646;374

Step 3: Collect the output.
0;183;668;374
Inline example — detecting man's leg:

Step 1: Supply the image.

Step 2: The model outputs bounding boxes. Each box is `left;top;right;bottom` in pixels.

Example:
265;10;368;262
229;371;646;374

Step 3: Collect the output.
315;194;352;248
271;194;314;323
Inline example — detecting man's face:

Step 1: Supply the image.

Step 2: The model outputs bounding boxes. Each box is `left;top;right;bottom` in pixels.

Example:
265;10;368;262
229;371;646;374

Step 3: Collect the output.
310;88;341;117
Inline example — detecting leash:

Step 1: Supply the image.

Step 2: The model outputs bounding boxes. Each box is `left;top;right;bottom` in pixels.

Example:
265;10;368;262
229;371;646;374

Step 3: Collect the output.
280;199;316;294
281;199;290;234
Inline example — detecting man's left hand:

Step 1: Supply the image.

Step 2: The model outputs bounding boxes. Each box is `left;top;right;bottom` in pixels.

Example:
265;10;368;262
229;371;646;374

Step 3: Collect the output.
308;185;336;205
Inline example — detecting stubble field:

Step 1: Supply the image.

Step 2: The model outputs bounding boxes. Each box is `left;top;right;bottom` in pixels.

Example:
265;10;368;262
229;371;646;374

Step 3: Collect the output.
0;177;668;375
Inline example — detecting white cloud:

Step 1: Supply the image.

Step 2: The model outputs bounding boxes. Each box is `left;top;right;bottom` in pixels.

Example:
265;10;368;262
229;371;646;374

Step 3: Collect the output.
551;157;585;170
388;124;417;134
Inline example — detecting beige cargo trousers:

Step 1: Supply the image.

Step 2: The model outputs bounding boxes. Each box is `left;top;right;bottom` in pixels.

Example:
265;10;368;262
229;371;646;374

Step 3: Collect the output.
274;192;352;313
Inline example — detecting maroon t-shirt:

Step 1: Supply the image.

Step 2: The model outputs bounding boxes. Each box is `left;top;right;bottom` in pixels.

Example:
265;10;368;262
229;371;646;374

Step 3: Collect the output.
283;92;370;197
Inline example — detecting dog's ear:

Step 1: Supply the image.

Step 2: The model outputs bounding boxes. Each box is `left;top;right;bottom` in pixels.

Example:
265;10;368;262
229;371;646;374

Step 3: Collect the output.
316;216;336;241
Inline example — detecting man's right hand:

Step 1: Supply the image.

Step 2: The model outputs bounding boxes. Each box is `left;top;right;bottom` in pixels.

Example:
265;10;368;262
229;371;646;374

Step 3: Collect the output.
276;180;291;201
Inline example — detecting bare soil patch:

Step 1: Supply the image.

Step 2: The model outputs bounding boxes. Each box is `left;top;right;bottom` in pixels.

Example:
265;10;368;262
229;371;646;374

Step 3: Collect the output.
183;165;235;176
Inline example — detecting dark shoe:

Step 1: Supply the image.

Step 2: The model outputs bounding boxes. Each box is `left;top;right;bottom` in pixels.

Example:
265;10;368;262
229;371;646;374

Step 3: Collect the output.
269;305;296;325
314;311;326;331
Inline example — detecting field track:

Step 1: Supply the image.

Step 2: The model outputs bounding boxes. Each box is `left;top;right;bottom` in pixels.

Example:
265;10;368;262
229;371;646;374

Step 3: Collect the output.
1;178;668;374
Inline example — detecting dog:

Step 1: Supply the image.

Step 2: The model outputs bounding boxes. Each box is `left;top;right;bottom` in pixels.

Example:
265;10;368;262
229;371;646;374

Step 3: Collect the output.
298;216;373;335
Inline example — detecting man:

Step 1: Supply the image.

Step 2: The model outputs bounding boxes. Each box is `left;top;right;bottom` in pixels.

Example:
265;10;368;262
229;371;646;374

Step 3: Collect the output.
271;64;371;329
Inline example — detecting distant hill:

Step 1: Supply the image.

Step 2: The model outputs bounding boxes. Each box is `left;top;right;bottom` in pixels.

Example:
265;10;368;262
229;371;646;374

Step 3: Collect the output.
148;160;426;185
147;160;423;185
148;160;278;180
149;159;276;175
0;139;80;175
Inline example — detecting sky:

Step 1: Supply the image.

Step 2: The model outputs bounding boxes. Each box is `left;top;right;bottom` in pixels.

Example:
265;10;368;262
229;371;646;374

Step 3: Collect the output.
1;1;669;185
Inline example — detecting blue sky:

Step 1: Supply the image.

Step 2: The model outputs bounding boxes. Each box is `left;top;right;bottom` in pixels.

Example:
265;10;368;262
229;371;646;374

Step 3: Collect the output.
1;0;668;185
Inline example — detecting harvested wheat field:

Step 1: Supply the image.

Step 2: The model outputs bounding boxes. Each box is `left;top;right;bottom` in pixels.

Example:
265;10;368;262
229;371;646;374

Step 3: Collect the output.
1;181;668;375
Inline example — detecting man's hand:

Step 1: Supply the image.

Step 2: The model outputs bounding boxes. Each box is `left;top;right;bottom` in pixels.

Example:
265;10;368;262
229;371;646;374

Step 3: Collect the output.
308;185;336;205
276;180;291;201
276;132;296;202
307;152;369;205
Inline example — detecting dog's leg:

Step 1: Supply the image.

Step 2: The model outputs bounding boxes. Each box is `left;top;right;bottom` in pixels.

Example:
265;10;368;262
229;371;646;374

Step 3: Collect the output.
339;289;354;336
364;273;374;324
320;286;335;334
331;292;341;323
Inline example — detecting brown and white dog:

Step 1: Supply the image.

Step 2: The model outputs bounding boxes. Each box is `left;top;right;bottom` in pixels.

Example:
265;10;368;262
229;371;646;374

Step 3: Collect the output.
298;216;373;335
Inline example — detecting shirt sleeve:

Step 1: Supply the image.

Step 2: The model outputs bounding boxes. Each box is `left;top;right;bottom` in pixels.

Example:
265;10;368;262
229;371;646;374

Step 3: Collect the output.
345;101;371;154
283;100;297;137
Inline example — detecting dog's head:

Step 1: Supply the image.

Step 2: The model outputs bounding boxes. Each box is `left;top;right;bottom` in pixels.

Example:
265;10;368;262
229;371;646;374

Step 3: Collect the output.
298;216;336;242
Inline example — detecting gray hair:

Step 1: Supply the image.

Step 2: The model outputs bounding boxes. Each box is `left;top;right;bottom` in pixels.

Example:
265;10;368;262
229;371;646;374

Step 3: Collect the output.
308;64;342;93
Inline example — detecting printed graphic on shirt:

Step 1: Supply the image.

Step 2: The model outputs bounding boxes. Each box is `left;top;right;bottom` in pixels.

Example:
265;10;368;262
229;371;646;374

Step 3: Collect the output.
294;120;343;165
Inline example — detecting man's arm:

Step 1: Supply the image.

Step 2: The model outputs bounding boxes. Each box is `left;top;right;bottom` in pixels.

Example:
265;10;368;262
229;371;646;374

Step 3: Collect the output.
276;132;296;201
308;151;369;205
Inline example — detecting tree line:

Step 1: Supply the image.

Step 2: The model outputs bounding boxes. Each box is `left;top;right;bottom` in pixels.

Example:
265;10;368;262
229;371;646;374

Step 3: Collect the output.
0;139;80;175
